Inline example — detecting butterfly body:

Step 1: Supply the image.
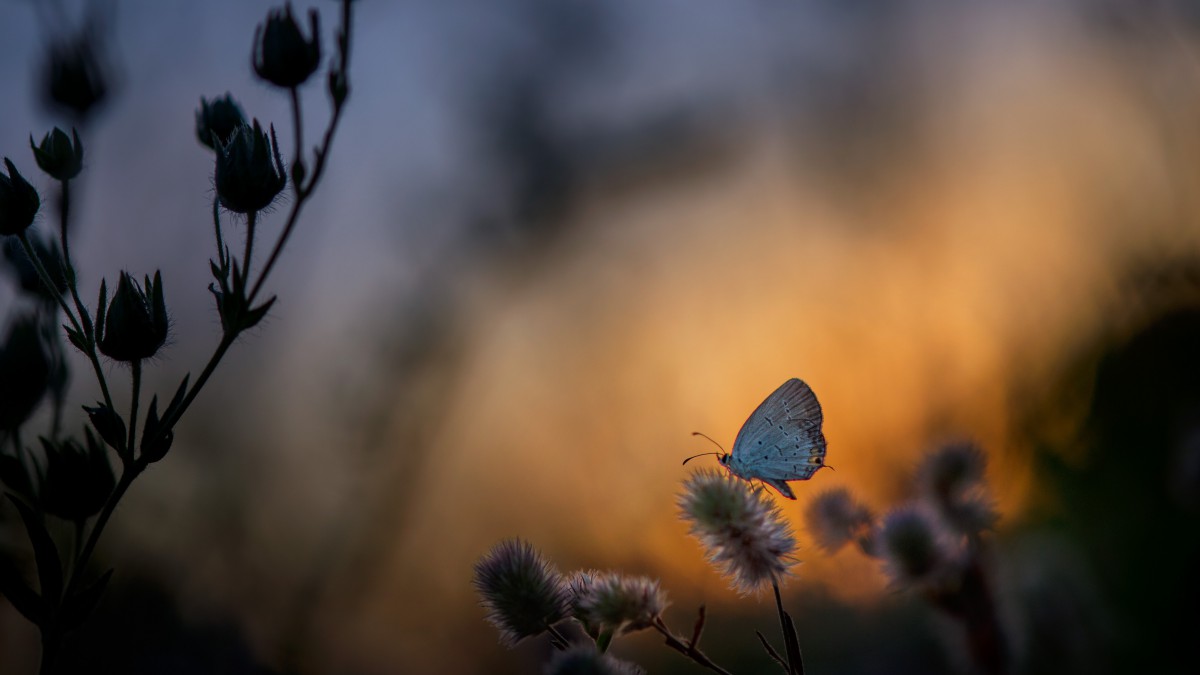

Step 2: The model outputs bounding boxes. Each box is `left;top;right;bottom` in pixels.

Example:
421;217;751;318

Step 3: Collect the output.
719;378;827;499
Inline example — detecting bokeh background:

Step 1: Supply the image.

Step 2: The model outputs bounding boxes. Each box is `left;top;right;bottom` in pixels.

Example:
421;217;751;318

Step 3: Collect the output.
2;0;1200;673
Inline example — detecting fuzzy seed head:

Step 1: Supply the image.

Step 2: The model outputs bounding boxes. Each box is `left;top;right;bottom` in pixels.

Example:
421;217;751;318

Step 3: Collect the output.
679;469;797;594
805;488;875;553
574;572;667;636
917;441;987;498
917;442;998;536
473;538;570;647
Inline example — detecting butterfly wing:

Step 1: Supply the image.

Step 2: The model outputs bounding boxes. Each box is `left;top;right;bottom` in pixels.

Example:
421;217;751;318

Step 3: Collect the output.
729;379;827;495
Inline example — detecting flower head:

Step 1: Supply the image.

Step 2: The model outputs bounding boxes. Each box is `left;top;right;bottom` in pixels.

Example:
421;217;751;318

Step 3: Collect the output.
473;538;570;647
543;645;645;675
196;94;247;151
252;3;321;89
916;442;998;536
0;159;41;236
679;469;797;593
97;271;169;362
30;127;84;181
572;571;667;636
42;30;109;119
877;504;955;587
215;120;287;214
805;488;875;554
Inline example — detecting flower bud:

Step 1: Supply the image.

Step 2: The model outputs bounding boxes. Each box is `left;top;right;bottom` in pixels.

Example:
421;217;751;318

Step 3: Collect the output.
42;32;109;119
97;271;169;362
196;94;247;151
252;4;321;89
0;159;41;236
215;121;286;214
0;313;52;431
83;401;127;456
39;430;115;521
30;127;84;181
2;235;67;304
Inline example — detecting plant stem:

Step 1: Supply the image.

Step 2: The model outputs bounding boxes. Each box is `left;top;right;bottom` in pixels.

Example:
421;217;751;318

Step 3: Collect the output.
545;624;570;651
64;463;141;599
127;360;141;454
18;234;83;342
289;85;304;182
652;617;734;675
153;332;236;438
18;233;115;412
772;582;804;675
249;83;349;303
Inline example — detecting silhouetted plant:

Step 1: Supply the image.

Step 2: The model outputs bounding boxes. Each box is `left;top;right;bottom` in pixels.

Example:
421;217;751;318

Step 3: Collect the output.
0;2;356;672
806;442;1008;674
474;469;812;674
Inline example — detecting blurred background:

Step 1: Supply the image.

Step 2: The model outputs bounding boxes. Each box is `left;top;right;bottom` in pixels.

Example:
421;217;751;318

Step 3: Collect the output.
2;0;1200;672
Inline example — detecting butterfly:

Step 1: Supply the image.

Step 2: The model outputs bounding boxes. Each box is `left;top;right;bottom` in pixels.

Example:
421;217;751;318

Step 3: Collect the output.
686;378;828;499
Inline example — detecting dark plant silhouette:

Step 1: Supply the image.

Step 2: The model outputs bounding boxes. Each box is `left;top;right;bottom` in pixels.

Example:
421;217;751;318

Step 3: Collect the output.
0;2;356;672
806;443;1008;674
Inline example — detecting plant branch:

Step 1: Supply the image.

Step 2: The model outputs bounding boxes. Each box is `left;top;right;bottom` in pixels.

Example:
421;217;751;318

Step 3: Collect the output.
652;616;734;675
248;0;354;305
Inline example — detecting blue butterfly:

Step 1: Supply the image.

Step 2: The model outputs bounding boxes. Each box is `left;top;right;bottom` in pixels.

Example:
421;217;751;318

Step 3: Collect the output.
687;378;828;499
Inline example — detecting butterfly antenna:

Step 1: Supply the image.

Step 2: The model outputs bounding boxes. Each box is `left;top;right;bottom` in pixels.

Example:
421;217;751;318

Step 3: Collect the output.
690;432;726;453
683;432;727;465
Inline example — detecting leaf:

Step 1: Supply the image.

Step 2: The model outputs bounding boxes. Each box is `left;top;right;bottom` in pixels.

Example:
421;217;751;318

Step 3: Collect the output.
65;326;87;353
780;608;804;675
6;494;63;604
58;568;112;630
96;278;108;338
0;554;46;625
756;630;789;674
244;296;276;330
163;374;190;423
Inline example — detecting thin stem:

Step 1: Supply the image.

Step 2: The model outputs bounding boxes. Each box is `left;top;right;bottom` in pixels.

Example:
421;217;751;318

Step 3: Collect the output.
64;463;141;598
772;582;804;675
20;231;116;412
18;233;82;336
652;617;734;675
126;360;142;455
247;11;350;302
289;85;304;183
545;624;570;651
58;178;90;328
213;194;226;266
152;332;236;440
